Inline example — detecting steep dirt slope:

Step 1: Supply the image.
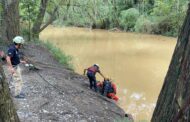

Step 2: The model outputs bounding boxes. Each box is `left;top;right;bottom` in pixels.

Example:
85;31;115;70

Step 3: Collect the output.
3;44;126;122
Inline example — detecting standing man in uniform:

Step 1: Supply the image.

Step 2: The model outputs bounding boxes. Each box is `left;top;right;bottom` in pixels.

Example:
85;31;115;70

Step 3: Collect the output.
84;64;105;92
6;36;26;98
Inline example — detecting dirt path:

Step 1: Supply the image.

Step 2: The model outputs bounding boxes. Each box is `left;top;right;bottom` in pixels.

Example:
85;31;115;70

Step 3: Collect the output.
3;44;126;122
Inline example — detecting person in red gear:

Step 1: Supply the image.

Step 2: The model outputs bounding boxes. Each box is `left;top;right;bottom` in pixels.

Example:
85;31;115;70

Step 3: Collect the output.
97;78;119;101
107;82;119;101
84;64;105;92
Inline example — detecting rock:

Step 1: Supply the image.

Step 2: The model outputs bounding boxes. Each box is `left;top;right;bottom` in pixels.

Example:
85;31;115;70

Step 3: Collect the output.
125;113;134;122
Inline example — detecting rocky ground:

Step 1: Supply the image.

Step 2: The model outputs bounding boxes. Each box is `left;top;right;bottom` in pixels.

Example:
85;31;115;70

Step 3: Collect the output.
2;44;127;122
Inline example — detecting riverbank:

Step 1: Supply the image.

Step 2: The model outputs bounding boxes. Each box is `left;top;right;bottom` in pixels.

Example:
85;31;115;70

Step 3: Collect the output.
2;43;127;121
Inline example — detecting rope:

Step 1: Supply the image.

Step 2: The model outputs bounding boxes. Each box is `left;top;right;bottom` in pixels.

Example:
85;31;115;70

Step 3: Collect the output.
35;71;84;95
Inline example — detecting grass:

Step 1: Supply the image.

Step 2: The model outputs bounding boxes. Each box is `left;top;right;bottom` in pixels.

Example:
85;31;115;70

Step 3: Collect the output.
37;40;74;70
115;118;133;122
115;117;149;122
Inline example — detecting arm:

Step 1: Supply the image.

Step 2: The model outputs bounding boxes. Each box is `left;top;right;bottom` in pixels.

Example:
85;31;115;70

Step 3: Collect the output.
84;69;87;75
20;60;27;64
0;51;6;61
98;71;105;79
20;53;28;64
6;56;15;74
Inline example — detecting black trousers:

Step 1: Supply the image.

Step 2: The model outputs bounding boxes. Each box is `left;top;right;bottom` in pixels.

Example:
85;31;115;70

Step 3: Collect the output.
87;72;97;92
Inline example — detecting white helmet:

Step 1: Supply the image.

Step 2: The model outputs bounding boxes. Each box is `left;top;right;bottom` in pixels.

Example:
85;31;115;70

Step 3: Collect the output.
94;64;99;67
13;36;25;44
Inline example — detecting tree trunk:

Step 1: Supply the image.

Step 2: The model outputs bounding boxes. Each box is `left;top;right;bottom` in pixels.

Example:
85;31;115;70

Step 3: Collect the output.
1;0;20;43
32;0;48;39
0;65;19;122
39;7;58;33
148;0;154;10
148;0;154;6
133;0;139;4
152;3;190;122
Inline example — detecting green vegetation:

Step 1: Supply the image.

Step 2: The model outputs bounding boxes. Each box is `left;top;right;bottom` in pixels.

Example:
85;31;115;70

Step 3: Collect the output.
16;0;189;37
115;117;133;122
38;40;73;70
119;8;140;31
0;0;189;39
115;117;148;122
52;0;188;37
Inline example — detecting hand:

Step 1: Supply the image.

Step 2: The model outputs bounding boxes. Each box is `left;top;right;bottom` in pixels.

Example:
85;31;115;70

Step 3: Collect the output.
0;51;5;57
9;67;15;74
20;60;27;64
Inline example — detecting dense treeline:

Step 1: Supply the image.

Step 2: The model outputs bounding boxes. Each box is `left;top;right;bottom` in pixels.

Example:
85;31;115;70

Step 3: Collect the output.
55;0;189;37
0;0;188;42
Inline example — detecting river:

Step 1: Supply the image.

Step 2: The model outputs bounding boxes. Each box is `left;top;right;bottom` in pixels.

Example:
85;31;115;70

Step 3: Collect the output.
40;26;177;121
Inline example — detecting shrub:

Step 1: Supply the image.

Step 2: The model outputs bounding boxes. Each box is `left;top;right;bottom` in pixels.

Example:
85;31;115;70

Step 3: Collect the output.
135;16;153;33
149;14;180;36
119;8;140;31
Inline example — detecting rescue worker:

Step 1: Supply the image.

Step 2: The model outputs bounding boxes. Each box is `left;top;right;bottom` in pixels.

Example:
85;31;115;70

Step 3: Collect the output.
6;36;26;98
99;78;119;101
84;64;105;92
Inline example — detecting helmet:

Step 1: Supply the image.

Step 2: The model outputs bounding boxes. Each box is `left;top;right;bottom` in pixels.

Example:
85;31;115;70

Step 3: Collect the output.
94;64;99;67
13;36;25;44
104;78;110;81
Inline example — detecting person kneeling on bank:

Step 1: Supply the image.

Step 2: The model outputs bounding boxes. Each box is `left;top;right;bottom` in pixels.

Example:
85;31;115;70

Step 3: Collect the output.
97;78;119;101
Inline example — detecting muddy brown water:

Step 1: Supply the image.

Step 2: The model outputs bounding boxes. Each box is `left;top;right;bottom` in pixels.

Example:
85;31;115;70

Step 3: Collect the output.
40;26;177;121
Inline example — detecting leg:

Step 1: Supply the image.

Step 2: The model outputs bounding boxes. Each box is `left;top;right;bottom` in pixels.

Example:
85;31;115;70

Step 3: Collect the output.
107;93;119;101
97;82;103;93
91;76;97;92
87;75;93;89
13;66;23;97
94;80;97;92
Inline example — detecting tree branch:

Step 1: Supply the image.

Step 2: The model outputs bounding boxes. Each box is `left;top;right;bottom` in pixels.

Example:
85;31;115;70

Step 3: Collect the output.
39;7;58;33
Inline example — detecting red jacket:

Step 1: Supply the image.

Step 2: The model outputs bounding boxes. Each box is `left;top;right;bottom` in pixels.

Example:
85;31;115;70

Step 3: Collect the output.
87;66;99;74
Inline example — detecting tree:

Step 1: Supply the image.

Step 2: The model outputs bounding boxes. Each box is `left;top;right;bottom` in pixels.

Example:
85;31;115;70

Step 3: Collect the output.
148;0;154;6
1;0;20;43
32;0;49;39
152;3;190;122
0;1;20;120
31;0;61;39
20;0;39;41
0;65;19;122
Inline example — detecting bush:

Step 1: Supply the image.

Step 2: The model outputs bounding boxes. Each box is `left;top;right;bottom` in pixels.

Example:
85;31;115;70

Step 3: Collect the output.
149;14;180;36
119;8;140;31
149;0;187;36
135;16;153;33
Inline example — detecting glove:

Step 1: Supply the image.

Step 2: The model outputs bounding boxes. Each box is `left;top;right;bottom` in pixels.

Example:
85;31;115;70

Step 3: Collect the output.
25;63;29;67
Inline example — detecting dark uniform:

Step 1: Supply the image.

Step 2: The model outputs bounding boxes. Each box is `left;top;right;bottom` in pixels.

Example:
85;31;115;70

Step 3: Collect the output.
7;45;20;66
87;65;100;92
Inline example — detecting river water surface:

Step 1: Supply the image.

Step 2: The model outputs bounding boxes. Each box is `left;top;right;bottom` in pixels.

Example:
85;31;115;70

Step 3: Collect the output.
40;26;177;121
